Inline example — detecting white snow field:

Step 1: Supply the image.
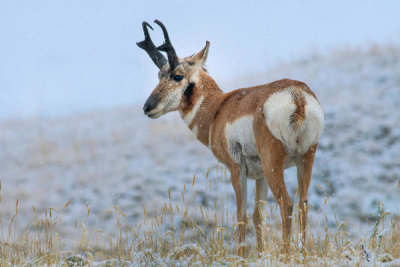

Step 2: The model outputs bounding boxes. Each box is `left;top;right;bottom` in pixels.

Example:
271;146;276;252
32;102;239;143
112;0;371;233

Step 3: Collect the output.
0;45;399;251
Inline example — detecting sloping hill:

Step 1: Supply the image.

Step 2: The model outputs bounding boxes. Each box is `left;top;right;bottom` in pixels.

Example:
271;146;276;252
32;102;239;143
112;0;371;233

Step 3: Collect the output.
0;45;399;240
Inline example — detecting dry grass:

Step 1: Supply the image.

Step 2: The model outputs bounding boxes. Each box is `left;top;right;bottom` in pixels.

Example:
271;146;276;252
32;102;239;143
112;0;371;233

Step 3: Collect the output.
0;168;399;266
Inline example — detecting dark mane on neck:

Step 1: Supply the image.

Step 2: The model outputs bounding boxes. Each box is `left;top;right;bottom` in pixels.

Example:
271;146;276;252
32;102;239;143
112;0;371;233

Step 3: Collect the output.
184;82;195;102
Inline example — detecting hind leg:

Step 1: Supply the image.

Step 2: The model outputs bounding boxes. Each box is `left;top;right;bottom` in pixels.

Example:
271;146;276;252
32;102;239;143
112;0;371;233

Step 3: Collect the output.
296;144;317;247
253;118;292;252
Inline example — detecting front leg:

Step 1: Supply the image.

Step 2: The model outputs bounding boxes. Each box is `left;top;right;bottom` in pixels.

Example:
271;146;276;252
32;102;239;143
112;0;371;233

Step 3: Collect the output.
253;177;269;253
230;164;248;257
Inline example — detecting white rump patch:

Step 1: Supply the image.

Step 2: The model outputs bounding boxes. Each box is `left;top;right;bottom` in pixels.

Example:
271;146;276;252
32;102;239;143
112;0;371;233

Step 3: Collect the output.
181;95;204;126
301;92;324;152
264;89;297;153
264;88;324;155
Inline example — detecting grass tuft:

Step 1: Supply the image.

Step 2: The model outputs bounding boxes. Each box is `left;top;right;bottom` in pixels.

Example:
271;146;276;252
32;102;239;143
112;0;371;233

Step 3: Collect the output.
0;169;399;265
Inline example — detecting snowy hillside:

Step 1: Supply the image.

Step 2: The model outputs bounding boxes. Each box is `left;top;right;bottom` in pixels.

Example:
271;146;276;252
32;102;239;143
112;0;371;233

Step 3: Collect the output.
0;45;399;241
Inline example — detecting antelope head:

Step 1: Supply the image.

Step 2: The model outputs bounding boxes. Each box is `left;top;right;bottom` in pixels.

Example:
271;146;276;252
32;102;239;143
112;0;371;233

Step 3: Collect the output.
137;20;209;118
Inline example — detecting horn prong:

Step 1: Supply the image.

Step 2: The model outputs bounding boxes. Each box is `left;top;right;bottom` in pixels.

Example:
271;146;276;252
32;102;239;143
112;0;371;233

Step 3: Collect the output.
137;21;167;69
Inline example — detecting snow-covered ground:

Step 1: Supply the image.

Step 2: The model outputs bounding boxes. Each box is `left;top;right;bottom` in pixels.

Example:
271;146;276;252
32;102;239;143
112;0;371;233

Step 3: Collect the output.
0;46;399;241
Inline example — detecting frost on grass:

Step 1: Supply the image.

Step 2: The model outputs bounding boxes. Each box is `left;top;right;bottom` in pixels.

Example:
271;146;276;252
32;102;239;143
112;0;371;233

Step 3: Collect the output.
0;177;399;265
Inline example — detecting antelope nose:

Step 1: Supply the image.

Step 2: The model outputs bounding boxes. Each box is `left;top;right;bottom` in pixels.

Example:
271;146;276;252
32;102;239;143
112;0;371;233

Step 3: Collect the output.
143;103;152;113
143;95;159;114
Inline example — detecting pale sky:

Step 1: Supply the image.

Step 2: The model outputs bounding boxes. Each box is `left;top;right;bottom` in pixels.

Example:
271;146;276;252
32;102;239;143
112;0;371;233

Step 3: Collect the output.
0;0;399;120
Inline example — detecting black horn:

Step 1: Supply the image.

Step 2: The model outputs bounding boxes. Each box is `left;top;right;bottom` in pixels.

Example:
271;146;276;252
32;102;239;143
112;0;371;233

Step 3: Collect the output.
137;21;167;69
154;20;180;71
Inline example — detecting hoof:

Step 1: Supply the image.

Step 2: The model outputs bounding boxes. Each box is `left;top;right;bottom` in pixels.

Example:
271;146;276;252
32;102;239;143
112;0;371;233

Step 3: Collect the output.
279;253;291;263
280;242;291;255
238;244;249;258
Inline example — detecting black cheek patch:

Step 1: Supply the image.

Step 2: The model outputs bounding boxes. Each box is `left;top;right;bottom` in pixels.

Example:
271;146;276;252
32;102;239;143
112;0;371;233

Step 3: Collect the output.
184;82;195;102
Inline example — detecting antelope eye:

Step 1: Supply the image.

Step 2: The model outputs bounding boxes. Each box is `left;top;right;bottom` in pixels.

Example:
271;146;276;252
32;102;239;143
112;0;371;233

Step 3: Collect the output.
173;75;184;82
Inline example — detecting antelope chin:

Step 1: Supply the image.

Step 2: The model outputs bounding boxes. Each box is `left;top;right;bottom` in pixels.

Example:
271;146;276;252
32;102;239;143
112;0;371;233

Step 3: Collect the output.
146;111;163;119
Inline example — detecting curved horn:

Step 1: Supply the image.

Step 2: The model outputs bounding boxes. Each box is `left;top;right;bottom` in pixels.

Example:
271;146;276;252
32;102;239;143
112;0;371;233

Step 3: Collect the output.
154;20;180;71
137;21;167;69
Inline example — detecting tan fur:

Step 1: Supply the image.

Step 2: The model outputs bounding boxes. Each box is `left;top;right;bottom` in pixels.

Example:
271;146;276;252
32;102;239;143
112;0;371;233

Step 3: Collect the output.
290;87;306;129
143;41;323;256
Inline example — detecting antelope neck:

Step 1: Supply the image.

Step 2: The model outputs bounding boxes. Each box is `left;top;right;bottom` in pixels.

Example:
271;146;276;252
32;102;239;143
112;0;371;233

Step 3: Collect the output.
179;72;223;147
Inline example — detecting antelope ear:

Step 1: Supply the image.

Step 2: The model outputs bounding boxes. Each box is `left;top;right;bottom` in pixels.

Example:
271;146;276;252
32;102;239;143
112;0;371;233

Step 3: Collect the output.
190;41;210;67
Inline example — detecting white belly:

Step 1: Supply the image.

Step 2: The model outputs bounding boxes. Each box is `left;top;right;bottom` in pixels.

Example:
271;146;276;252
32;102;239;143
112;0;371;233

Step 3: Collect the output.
224;115;264;179
225;115;258;161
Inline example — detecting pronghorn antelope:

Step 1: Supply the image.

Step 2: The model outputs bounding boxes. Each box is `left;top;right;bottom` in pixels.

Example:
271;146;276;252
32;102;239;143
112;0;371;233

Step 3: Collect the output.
137;20;324;254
